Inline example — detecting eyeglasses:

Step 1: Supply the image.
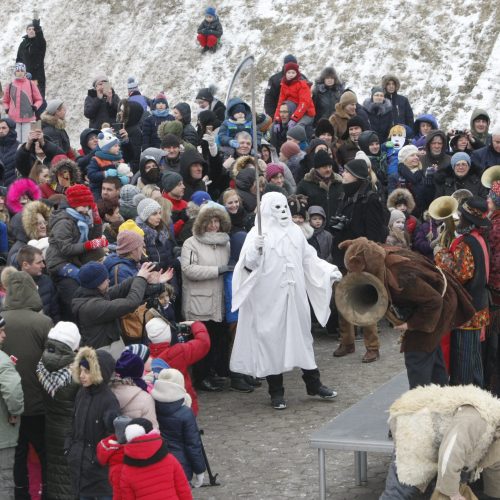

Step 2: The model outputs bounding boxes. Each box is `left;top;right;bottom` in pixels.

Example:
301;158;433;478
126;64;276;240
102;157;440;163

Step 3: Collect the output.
37;221;47;227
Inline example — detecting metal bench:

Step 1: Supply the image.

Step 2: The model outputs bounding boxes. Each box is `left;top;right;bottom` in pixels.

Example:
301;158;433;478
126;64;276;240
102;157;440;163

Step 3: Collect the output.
309;371;408;499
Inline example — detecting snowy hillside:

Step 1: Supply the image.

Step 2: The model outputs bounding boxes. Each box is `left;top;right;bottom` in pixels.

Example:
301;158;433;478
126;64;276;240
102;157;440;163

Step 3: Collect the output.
1;0;499;143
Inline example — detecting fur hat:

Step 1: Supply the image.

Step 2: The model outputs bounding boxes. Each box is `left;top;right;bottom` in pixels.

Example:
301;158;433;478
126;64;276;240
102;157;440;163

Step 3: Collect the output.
127;76;139;91
6;178;42;214
79;262;109;289
65;184;94;208
124;344;150;363
98;131;119;153
45;99;63;115
346;116;365;131
288;194;308;218
451;152;471;169
48;321;81;351
345;159;369;180
389;209;406;228
314;149;333;169
161;171;183;193
137;198;161;222
116;230;144;255
265;163;285;182
125;418;154;442
398;145;419;164
21;200;51;240
315;119;335;138
287;125;306;143
151;368;192;407
387;188;416;213
280;140;301;159
146;317;171;344
338;90;357;107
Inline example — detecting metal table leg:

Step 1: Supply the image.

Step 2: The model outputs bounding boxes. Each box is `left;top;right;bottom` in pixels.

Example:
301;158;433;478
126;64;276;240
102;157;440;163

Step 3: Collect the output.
354;451;361;486
319;448;326;500
360;451;368;483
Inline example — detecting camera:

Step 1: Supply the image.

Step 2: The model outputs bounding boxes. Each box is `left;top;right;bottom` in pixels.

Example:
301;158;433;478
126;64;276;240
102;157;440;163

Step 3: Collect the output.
329;215;350;232
173;323;193;344
453;130;465;136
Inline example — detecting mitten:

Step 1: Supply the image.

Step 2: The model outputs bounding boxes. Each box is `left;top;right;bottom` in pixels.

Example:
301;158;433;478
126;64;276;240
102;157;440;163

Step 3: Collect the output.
273;123;281;134
229;139;240;149
84;236;109;251
105;168;117;177
119;175;130;185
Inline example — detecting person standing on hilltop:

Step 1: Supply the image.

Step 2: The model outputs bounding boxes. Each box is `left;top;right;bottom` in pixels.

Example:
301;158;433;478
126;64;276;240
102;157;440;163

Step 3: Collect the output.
16;11;47;98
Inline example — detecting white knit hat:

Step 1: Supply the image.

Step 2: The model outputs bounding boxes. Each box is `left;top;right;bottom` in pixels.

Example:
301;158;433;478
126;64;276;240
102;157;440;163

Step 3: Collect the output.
355;150;371;169
398;145;419;164
125;424;146;443
137;198;161;222
151;368;192;407
145;318;171;344
388;208;406;228
48;321;81;351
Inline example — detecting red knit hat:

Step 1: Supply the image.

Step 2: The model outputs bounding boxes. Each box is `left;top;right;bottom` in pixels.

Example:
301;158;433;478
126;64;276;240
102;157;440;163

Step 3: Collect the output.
280;140;301;159
265;163;285;182
66;184;95;208
284;62;299;74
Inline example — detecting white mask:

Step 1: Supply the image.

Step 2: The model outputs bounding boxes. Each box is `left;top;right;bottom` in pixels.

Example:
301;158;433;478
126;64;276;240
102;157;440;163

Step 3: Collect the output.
261;192;291;228
391;135;405;148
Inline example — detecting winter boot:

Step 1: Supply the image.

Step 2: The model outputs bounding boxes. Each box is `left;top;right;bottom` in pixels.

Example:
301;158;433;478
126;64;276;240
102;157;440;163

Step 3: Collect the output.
307;385;338;400
230;372;254;393
362;349;380;363
333;343;355;357
271;396;287;410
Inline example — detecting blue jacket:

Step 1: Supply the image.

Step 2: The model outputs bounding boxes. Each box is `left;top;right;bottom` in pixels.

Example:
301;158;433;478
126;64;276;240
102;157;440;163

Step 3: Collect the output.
217;97;261;147
104;253;138;285
35;274;60;323
471;144;500;172
412;114;438;150
142;113;174;150
155;399;205;480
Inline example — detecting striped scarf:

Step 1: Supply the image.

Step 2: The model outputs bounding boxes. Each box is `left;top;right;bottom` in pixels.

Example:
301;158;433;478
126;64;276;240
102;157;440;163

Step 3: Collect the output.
36;361;73;398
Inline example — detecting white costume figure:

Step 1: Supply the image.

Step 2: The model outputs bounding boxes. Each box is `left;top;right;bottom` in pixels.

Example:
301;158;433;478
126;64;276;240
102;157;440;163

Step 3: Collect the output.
230;192;342;381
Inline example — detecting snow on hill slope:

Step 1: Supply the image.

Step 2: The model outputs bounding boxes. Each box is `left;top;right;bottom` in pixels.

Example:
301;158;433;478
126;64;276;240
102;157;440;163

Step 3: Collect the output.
1;0;499;142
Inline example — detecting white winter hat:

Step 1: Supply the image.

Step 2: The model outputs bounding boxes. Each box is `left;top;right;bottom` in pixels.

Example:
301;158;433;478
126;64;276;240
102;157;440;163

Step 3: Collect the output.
127;76;139;91
28;237;49;258
398;145;419;164
388;208;406;228
98;130;119;153
48;321;81;351
151;368;192;407
125;424;146;442
145;318;171;344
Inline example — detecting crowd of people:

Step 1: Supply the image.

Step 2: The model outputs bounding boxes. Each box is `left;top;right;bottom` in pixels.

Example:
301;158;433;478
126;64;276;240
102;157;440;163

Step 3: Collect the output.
1;6;500;499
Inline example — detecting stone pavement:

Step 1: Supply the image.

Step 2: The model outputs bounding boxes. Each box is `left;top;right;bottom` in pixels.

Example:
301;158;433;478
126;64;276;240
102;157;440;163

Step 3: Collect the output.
193;323;406;500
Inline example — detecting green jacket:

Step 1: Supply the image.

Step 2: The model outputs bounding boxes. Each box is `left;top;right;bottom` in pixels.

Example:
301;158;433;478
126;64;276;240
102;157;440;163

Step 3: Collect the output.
2;271;53;415
0;350;24;448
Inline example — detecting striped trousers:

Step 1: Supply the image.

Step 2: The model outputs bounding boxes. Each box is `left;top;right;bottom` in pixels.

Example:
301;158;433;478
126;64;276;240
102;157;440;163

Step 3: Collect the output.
450;328;483;387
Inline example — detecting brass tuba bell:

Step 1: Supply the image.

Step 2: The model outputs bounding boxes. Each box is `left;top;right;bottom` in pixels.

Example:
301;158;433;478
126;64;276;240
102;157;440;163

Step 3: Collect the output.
334;272;389;326
428;196;459;248
481;165;500;188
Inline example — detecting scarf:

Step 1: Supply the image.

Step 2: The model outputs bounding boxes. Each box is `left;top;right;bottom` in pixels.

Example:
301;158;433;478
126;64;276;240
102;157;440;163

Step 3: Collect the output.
95;149;123;162
343;180;363;197
152;109;170;117
36;361;73;398
65;208;91;242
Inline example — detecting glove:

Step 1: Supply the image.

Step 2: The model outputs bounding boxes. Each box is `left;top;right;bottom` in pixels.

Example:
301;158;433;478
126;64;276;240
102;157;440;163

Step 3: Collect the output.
287;119;297;129
84;236;109;251
218;265;235;275
229;139;240;149
178;208;189;223
192;472;205;488
202;132;215;145
424;166;436;186
254;235;265;251
331;269;343;283
273;123;281;134
105;168;117;177
119;175;130;185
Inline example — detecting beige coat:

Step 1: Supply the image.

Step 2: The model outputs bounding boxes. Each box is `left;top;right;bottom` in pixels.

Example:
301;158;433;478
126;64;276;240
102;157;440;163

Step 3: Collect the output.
181;205;231;322
110;380;158;429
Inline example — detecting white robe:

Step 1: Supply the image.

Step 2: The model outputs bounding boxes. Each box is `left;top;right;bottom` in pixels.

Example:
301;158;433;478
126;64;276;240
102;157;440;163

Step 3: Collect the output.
230;211;338;377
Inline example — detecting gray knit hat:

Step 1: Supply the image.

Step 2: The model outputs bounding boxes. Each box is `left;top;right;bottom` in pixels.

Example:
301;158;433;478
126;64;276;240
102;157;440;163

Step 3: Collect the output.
45;99;64;115
161;171;183;193
120;184;140;204
137;198;161;222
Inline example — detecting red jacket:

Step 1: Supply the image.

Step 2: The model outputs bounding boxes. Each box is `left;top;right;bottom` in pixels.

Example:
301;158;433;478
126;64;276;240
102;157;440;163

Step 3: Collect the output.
274;77;315;123
148;321;210;415
162;192;188;237
96;435;125;500
120;432;192;500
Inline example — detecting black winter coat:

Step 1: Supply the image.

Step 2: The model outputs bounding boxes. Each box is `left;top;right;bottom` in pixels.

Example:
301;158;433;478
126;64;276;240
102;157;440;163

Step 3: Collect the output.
35;273;61;323
68;351;119;497
385;92;414;128
331;181;388;269
174;103;199;147
362;99;393;142
16;19;46;89
296;169;343;222
142;113;174;150
72;276;148;348
76;128;99;177
0;130;19;187
312;83;344;122
15;139;63;178
6;212;28;265
156;399;206;480
39;339;78;500
197;18;223;37
83;89;120;129
41;113;71;154
433;164;488;199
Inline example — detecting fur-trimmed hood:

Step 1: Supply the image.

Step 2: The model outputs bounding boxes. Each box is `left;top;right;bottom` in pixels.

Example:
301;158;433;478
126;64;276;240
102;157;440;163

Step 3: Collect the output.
232;155;266;179
186;201;202;219
22;200;51;240
41;111;66;130
49;158;81;186
387;188;416;214
6;178;42;214
389;384;500;489
193;205;231;237
381;73;401;92
362;98;392;116
71;346;116;386
316;66;342;86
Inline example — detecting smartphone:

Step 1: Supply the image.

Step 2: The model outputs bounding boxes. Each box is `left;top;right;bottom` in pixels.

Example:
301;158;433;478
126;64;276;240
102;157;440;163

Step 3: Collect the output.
111;122;124;135
102;82;111;94
30;120;42;131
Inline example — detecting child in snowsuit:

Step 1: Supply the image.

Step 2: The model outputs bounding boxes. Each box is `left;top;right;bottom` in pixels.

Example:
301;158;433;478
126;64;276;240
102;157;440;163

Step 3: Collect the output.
197;7;223;53
383;125;407;193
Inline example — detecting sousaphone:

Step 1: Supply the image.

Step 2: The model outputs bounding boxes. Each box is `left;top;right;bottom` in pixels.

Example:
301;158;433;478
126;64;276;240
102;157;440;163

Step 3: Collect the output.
481;165;500;188
428;196;458;248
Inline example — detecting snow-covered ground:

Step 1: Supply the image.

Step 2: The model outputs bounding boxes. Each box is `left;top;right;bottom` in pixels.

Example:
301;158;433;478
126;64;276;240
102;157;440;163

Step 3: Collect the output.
1;0;499;143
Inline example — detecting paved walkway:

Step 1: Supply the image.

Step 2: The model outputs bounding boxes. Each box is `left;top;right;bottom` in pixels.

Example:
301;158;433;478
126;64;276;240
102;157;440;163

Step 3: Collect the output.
193;323;405;499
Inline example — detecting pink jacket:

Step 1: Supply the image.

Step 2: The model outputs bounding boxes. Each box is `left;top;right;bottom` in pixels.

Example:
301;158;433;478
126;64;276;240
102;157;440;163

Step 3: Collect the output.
2;77;43;123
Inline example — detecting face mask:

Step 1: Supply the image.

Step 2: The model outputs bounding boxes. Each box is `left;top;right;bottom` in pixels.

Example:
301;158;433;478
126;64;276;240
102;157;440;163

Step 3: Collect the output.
143;167;160;184
391;135;405;148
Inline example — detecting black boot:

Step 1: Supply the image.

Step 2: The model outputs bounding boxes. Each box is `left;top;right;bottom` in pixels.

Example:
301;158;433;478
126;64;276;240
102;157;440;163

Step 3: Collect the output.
230;372;254;393
243;375;262;387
